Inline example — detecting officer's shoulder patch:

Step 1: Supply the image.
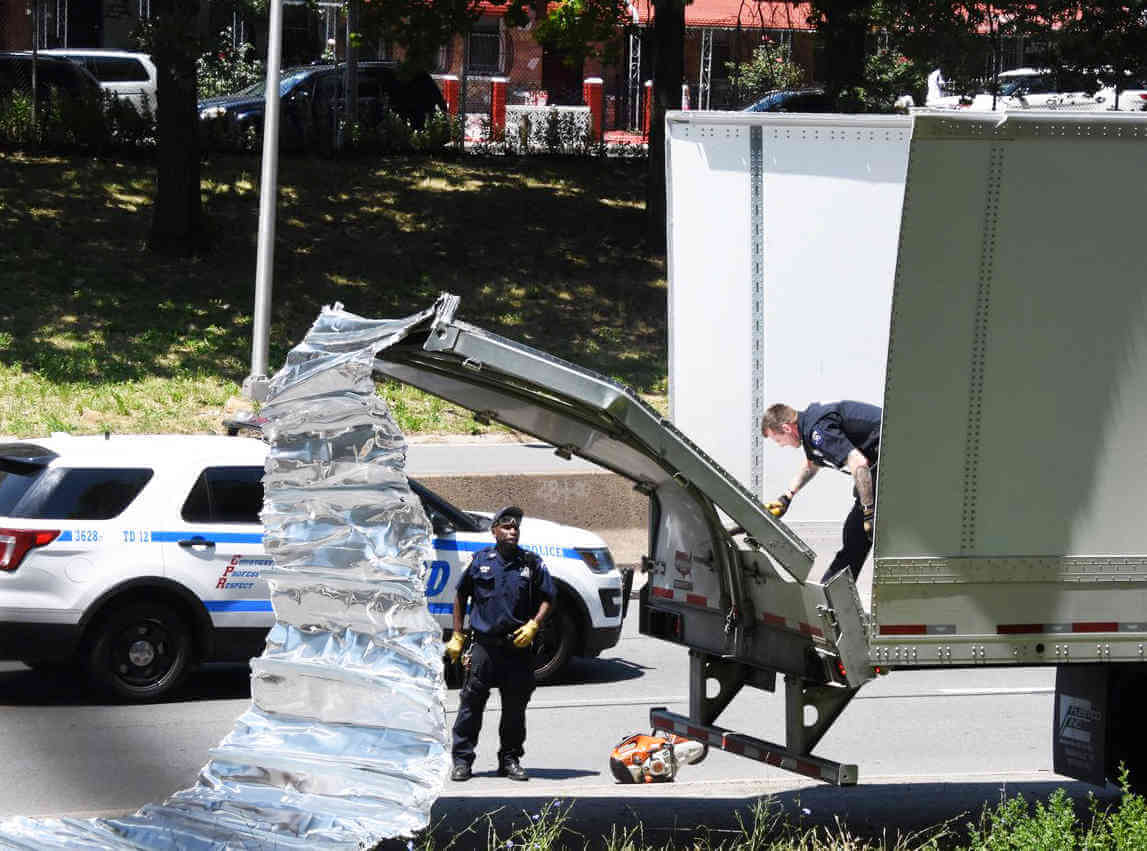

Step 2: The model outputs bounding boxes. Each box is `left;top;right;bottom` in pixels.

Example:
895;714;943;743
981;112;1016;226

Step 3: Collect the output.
811;429;823;447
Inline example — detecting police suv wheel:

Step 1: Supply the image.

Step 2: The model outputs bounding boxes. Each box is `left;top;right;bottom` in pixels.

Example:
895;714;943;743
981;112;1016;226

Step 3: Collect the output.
86;602;191;701
533;608;576;683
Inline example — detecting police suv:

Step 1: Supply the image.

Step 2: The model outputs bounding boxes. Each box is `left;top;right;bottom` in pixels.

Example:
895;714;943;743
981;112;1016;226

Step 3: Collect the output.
0;434;625;700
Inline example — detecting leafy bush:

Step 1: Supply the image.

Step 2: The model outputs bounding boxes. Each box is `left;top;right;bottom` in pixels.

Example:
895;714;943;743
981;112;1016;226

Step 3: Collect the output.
410;110;460;153
837;49;927;113
726;39;807;107
964;769;1147;851
198;26;264;100
104;93;156;151
0;88;109;151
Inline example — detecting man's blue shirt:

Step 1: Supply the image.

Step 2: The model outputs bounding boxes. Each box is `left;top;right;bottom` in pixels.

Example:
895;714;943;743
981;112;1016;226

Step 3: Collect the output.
457;545;556;635
797;400;882;473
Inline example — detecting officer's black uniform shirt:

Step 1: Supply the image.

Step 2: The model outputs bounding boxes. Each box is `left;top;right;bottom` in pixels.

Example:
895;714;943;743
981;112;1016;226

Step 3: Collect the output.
458;545;556;636
797;401;882;473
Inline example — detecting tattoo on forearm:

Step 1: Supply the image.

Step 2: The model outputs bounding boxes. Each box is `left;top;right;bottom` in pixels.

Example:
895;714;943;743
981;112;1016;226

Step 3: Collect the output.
854;465;875;509
793;466;817;493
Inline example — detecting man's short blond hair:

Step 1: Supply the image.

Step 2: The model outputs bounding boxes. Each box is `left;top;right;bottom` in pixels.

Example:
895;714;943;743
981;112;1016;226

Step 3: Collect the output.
761;404;797;433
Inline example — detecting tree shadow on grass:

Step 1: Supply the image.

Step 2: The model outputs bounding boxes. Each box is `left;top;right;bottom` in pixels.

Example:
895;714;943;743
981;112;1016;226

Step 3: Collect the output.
0;153;666;393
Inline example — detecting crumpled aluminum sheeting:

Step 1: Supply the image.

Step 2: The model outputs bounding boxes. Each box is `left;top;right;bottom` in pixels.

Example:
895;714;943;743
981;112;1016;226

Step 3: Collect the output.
0;302;450;849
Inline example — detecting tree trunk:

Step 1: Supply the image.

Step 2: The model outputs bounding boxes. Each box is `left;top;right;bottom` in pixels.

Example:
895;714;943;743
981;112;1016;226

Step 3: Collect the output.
644;0;685;253
815;0;869;105
148;0;205;257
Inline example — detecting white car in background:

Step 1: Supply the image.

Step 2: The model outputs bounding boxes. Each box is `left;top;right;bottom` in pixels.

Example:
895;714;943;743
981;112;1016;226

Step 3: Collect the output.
1096;73;1147;111
0;434;626;700
40;49;157;114
926;67;1107;112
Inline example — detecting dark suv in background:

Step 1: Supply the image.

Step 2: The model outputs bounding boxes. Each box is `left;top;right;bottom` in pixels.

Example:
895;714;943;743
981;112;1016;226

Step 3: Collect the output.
198;62;446;151
0;52;103;106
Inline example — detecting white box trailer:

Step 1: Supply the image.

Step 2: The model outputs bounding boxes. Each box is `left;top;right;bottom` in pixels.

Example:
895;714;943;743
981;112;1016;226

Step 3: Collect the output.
657;107;1147;787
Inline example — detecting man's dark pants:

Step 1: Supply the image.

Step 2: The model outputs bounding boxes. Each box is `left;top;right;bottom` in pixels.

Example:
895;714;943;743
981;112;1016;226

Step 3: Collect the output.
822;479;877;583
452;639;536;768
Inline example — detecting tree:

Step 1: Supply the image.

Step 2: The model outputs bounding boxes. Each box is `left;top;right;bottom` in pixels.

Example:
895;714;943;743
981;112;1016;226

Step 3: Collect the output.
534;0;630;70
645;0;685;251
873;0;996;95
145;0;207;256
1055;0;1147;109
357;0;530;73
725;38;807;106
809;0;874;104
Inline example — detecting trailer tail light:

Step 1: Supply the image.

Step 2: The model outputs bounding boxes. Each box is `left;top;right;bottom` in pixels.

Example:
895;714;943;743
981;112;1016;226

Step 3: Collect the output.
0;528;60;572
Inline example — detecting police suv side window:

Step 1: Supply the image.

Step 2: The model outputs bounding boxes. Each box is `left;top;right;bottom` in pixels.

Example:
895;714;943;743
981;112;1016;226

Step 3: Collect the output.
208;467;264;523
13;468;153;519
181;466;264;524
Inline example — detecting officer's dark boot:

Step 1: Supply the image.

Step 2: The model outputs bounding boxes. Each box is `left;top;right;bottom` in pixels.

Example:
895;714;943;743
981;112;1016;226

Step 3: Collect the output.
450;762;472;782
498;757;528;781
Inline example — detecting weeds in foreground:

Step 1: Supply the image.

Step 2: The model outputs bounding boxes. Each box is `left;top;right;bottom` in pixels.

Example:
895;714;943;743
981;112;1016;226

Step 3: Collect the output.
397;773;1147;850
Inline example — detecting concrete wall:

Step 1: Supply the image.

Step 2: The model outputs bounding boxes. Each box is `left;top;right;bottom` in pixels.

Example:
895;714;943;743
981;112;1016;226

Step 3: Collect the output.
418;470;649;569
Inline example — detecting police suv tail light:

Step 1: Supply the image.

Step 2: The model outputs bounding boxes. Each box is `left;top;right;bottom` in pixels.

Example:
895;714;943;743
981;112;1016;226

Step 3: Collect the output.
575;547;616;574
0;528;60;572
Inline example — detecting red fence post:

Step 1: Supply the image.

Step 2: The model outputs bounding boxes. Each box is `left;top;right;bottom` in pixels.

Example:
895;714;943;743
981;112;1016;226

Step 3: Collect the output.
491;77;507;138
582;76;603;141
439;75;459;116
643;80;653;140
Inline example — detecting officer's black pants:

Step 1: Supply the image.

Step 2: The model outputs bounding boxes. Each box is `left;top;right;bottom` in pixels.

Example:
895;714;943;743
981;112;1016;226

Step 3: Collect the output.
822;487;875;584
452;641;536;767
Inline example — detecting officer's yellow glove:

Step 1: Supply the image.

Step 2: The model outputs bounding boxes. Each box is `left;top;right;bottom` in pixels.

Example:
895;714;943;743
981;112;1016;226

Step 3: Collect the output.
445;631;465;663
765;492;792;518
511;619;540;648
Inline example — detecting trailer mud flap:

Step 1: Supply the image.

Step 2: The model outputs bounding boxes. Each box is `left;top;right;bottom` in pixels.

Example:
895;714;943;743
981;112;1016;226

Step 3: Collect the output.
1055;664;1147;788
1053;665;1108;787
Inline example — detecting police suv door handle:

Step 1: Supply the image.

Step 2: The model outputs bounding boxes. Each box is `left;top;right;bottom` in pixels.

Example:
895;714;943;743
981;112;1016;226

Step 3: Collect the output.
178;536;216;550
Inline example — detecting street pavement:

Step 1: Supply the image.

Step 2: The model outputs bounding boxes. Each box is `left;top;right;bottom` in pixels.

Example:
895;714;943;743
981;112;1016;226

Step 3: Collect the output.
0;613;1113;847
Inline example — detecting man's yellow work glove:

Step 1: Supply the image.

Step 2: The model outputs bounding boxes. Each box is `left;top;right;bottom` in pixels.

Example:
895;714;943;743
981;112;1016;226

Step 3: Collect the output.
445;631;465;663
511;619;540;648
765;492;792;518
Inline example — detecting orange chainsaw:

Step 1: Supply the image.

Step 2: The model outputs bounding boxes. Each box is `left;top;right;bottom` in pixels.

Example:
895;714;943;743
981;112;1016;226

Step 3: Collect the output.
608;730;708;783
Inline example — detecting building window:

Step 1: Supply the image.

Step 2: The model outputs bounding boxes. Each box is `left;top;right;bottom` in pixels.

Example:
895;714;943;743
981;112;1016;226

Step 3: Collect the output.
467;16;502;75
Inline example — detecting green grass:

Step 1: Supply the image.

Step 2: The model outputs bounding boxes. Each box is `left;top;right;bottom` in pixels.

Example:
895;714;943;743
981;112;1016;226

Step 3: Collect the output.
0;152;665;437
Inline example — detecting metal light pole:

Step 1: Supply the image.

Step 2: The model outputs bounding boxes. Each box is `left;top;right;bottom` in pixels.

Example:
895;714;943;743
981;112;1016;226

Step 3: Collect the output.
242;0;284;403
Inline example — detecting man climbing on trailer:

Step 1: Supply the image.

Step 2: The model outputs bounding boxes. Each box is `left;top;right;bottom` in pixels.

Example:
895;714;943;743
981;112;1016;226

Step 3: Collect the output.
761;401;881;583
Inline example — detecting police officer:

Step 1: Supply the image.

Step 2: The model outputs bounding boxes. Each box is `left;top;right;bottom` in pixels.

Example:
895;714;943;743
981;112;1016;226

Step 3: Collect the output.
445;505;555;782
760;401;881;583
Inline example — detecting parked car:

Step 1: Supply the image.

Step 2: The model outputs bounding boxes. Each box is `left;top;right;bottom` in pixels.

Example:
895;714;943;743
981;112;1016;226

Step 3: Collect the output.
1097;72;1147;111
0;51;103;107
39;49;157;115
743;88;831;113
927;68;1106;111
0;434;625;700
198;62;446;151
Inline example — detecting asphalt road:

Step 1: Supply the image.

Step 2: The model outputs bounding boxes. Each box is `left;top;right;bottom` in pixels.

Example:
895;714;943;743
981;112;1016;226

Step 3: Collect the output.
0;614;1114;846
